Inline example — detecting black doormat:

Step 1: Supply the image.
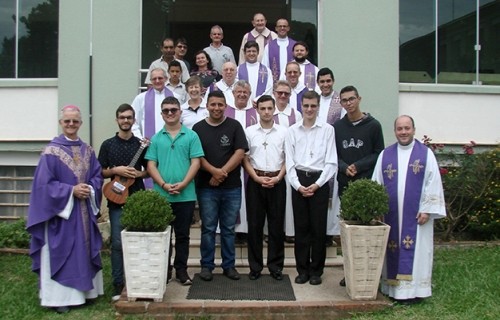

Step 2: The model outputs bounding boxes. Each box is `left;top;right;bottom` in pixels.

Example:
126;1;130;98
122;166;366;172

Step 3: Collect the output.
186;273;296;301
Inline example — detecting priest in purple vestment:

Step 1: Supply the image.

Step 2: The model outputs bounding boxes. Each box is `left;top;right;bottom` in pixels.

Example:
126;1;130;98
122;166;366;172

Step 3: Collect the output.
372;115;446;302
27;105;104;313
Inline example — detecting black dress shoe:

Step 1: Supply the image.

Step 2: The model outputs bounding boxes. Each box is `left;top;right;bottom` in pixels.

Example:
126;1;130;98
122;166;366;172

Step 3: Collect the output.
339;277;346;286
294;274;309;284
54;306;70;314
248;270;261;280
270;270;283;281
309;275;322;285
285;236;295;243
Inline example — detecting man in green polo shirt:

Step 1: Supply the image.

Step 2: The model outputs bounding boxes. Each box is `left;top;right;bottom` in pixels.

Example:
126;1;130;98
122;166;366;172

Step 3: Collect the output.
146;96;204;285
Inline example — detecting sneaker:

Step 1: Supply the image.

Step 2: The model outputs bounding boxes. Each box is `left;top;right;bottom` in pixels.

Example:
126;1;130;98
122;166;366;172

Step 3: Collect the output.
176;269;192;285
199;267;213;281
223;267;240;280
111;284;124;302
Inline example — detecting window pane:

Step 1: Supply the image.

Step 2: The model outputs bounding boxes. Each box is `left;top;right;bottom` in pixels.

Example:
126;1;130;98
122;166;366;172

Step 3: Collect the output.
399;0;436;83
437;0;476;84
479;0;500;85
0;0;16;78
18;0;58;78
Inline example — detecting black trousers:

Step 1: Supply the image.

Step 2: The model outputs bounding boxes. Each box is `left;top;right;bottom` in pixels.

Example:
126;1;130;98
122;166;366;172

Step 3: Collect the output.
292;170;330;277
246;178;286;273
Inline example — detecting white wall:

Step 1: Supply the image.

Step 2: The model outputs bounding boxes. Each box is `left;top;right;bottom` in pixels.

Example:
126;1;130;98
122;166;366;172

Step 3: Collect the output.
0;86;58;140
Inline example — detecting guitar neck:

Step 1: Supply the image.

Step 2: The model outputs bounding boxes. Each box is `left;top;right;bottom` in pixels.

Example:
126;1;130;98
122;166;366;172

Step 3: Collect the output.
128;144;147;168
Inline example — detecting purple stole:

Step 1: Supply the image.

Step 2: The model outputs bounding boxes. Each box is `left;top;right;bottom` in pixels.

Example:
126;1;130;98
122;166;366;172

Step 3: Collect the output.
295;87;308;113
238;63;269;96
224;106;258;128
382;140;428;283
273;108;297;126
326;91;343;125
247;31;273;47
144;87;174;138
268;38;296;82
303;63;316;89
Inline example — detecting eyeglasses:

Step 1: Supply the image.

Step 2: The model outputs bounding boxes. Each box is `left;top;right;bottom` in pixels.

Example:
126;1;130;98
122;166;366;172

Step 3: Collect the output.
118;116;133;121
340;96;358;105
62;119;81;124
161;108;180;115
275;91;291;97
276;25;289;28
151;77;165;81
176;44;187;49
302;104;318;109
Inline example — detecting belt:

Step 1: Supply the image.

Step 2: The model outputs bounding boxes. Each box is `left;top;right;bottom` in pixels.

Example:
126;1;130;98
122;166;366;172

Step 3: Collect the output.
296;169;322;177
254;169;280;177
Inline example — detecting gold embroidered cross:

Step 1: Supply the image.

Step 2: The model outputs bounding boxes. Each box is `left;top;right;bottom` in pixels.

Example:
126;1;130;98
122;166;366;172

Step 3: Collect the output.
384;163;397;180
409;159;424;174
402;235;414;249
259;68;268;83
388;240;398;252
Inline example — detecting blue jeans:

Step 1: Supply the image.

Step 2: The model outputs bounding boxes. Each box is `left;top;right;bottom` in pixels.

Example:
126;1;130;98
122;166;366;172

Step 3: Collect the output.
109;206;124;286
198;187;241;270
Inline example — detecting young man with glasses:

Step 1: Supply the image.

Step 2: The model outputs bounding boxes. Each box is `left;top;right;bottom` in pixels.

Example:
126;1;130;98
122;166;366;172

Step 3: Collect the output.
174;37;191;72
145;96;204;285
98;104;148;301
285;91;338;286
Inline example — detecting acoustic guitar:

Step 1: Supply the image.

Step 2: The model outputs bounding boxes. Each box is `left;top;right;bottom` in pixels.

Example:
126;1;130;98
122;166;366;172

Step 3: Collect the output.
103;140;148;205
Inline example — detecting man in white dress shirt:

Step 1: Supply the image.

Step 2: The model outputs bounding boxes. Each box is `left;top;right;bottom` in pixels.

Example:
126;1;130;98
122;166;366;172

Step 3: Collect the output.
238;13;277;65
243;95;287;281
285;90;338;286
204;25;236;74
132;68;174;139
237;41;273;103
262;18;296;82
372;115;445;302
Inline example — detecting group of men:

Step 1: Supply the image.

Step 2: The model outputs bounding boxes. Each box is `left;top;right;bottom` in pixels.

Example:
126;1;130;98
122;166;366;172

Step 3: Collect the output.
26;11;446;314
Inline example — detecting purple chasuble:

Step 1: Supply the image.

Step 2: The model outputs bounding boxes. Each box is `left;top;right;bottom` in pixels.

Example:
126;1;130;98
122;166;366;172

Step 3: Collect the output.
224;106;258;128
27;134;104;291
144;87;174;138
273;108;296;126
268;38;296;82
303;63;316;89
326;91;343;125
237;63;269;96
382;140;427;282
247;31;273;47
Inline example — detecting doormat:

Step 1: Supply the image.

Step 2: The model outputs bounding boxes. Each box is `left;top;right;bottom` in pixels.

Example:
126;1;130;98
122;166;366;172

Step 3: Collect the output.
186;273;296;301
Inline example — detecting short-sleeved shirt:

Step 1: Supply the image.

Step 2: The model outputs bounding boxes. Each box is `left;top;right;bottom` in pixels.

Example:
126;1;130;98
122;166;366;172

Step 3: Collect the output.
145;125;204;202
98;133;147;208
192;117;248;189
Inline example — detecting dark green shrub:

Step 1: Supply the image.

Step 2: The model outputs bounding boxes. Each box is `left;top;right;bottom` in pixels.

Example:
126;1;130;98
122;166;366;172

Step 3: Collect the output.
0;218;30;248
340;179;389;224
121;190;174;232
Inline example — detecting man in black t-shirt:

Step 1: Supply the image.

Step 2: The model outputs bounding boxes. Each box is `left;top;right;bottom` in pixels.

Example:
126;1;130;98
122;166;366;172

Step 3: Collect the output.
98;103;148;302
192;91;248;282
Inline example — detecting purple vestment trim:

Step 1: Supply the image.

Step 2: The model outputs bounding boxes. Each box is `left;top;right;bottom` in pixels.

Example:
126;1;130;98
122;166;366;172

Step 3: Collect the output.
273;108;296;125
144;87;173;138
326;91;343;125
237;63;268;96
382;140;427;281
295;87;308;113
268;38;296;82
303;63;316;89
247;31;272;47
224;106;258;128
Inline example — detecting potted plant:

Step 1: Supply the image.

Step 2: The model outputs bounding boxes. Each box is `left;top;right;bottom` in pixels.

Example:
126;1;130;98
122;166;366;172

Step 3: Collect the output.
339;179;390;300
120;190;175;302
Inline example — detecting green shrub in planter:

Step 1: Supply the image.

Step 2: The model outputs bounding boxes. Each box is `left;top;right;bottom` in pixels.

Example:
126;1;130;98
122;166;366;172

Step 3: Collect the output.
121;190;174;232
340;179;389;225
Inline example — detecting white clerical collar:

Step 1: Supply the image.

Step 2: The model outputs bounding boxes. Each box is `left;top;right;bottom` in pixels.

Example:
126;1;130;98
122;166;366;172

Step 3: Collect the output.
399;139;416;150
251;28;271;38
277;37;289;44
292;82;306;93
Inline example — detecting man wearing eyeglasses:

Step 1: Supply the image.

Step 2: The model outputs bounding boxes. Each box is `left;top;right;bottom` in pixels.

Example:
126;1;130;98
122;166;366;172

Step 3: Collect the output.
285;61;308;112
145;96;204;286
174;37;191;73
204;25;236;74
131;68;174;140
262;18;296;83
98;104;148;301
285;91;338;286
145;37;190;86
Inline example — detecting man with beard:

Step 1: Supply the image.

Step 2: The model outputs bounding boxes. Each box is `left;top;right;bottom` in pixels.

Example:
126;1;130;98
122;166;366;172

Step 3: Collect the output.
98;103;148;301
238;13;277;65
293;41;319;91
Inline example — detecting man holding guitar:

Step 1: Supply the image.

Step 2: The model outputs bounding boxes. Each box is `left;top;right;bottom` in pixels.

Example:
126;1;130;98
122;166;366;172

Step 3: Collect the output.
98;103;149;302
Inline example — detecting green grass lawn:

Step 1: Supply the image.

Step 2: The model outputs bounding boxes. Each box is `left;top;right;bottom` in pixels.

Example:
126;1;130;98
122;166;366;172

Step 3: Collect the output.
0;245;499;320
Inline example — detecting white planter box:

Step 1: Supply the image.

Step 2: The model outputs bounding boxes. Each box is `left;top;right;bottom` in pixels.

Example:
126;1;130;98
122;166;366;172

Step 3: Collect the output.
121;226;171;302
340;220;390;301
